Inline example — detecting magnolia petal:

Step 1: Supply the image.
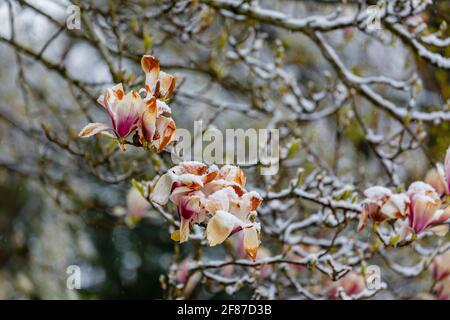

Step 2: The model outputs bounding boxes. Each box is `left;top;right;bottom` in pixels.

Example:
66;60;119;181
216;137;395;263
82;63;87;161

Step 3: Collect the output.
243;225;259;261
431;207;450;225
180;161;208;175
139;97;157;143
380;193;409;219
357;204;369;232
206;210;241;246
79;122;112;138
429;225;449;237
220;165;246;186
411;195;440;233
158;70;176;99
178;195;201;220
156;99;172;116
180;217;190;243
169;186;193;206
141;55;160;91
154;116;176;152
150;174;173;205
445;146;450;195
205;187;238;214
114;91;144;138
363;186;392;203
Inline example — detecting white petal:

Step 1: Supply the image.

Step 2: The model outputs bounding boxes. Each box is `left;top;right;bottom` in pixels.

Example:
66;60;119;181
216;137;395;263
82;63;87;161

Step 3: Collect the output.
243;225;259;261
206;210;242;246
78;123;112;138
150;174;172;205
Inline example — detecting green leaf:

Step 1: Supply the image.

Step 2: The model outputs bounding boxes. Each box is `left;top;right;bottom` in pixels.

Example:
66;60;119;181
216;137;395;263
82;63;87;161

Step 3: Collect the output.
287;139;301;159
131;178;144;197
143;32;153;51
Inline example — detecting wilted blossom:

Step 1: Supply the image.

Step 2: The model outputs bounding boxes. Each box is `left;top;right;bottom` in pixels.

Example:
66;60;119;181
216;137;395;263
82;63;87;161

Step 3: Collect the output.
150;161;263;260
357;186;409;232
329;272;366;299
79;55;176;152
432;251;450;282
406;182;450;235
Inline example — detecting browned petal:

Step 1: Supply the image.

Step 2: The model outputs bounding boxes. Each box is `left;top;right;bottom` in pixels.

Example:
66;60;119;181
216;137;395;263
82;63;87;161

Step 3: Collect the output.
141;55;160;74
230;184;245;197
203;170;219;184
159;71;176;99
139;100;157;143
181;162;208;176
250;195;262;211
156;118;176;152
235;167;247;186
113;86;125;100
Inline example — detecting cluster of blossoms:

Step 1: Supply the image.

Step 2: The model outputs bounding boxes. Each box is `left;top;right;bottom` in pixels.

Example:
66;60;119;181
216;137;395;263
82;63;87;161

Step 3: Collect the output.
150;161;263;260
79;55;177;152
358;147;450;239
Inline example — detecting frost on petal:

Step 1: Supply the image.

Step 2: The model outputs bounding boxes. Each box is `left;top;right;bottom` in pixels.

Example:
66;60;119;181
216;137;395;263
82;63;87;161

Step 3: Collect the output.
219;165;246;186
156;99;172;116
78;122;112;138
408;181;438;199
242;191;263;211
243;225;259;261
363;186;392;202
206;210;241;246
150;174;173;205
204;187;238;214
380;193;409;219
180;161;208;175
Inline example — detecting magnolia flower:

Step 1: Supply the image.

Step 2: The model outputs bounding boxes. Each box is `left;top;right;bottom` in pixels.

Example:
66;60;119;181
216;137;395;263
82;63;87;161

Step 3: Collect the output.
139;56;177;151
432;251;450;282
79;56;177;152
357;186;409;232
329;272;366;299
79;84;146;145
150;162;263;260
436;146;450;195
407;181;450;235
141;55;176;100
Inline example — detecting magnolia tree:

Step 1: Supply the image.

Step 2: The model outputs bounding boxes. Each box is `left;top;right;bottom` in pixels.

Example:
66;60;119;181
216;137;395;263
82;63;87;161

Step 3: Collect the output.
0;0;450;300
